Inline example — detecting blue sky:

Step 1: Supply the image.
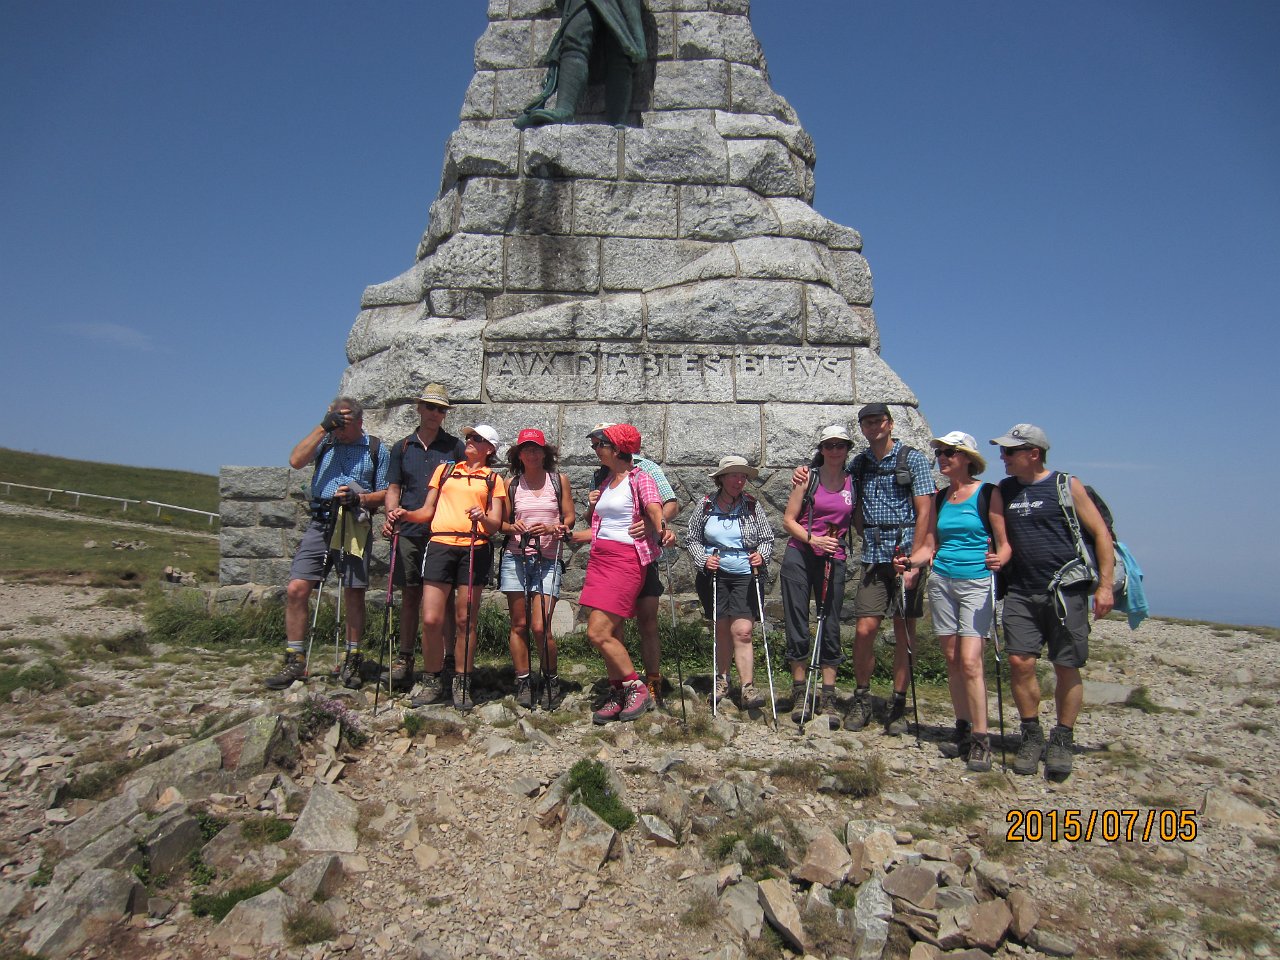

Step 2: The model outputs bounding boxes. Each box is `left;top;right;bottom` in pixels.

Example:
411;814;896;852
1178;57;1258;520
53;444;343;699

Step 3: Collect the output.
2;1;1277;625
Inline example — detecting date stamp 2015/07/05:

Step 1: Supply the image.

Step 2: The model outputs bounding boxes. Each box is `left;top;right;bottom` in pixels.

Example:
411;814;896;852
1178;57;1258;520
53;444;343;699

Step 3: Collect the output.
1006;808;1197;843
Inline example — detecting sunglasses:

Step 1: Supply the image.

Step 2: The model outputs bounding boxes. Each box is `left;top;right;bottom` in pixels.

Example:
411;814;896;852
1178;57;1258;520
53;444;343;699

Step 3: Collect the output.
935;448;959;458
821;440;850;450
1001;445;1034;454
418;403;447;412
590;440;612;450
465;435;488;445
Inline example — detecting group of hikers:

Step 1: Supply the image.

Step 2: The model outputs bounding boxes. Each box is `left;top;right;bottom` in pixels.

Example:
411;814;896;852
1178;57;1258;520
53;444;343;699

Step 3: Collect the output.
264;384;1118;781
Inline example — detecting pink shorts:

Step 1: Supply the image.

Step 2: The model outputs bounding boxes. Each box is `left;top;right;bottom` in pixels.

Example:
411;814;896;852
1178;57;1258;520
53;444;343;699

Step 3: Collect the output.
579;538;644;618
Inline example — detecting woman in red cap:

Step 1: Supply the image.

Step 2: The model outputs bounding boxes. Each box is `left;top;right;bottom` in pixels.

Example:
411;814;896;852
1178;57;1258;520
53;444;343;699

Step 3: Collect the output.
573;423;664;723
498;429;575;709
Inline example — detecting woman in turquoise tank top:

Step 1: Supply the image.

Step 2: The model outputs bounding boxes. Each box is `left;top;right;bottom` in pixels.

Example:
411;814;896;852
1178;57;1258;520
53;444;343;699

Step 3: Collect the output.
897;431;1010;771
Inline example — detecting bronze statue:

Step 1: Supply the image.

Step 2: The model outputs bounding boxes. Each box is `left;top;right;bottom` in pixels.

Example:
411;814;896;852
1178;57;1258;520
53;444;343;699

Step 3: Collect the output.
514;0;647;129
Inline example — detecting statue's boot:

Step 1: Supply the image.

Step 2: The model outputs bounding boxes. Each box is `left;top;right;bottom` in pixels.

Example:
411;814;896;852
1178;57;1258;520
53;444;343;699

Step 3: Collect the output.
604;55;635;127
515;51;588;128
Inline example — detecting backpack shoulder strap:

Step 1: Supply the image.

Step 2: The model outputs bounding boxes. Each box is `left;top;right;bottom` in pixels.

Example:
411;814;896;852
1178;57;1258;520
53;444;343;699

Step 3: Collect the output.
550;472;565;523
485;470;497;512
1055;472;1090;563
977;482;995;542
801;470;820;535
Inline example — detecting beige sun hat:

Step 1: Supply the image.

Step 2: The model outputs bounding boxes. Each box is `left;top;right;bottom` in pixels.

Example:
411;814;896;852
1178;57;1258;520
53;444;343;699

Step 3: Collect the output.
709;455;759;481
932;431;986;474
417;383;451;407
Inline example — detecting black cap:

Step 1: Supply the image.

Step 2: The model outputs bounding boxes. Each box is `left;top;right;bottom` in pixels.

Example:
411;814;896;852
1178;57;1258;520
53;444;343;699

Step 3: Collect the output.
858;402;892;422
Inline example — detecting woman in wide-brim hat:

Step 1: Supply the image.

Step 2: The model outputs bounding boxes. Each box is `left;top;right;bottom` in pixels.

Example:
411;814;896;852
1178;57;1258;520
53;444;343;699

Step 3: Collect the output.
684;455;775;710
895;431;1011;772
571;423;665;724
498;428;576;710
779;424;857;727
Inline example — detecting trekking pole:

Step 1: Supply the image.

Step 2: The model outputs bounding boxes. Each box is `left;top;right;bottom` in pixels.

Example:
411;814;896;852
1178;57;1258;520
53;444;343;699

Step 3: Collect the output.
710;548;720;718
754;570;778;731
332;501;349;677
541;534;564;711
988;539;1007;770
799;540;835;728
462;520;479;706
373;530;399;716
895;543;922;748
521;533;541;706
303;549;337;679
662;549;687;725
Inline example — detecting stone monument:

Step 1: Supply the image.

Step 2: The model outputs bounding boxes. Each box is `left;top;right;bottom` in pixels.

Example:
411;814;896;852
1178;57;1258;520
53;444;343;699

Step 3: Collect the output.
218;0;930;595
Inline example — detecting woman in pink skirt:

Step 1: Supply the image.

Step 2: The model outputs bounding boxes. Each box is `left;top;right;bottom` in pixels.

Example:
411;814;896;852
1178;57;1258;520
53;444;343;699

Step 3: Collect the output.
573;423;664;724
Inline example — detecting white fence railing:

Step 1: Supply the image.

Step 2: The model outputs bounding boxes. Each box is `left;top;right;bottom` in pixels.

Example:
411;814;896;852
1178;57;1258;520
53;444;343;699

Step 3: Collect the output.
0;481;218;525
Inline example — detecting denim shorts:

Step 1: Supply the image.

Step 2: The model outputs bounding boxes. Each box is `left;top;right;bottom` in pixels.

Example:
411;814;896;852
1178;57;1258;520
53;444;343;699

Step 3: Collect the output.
498;551;563;597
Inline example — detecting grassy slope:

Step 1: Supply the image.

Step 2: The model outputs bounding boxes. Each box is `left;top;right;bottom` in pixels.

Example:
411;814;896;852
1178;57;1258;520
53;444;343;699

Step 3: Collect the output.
0;447;218;531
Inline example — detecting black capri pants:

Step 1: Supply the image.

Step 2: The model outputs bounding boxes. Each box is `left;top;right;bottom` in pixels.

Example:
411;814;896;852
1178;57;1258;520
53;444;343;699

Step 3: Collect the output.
779;545;846;668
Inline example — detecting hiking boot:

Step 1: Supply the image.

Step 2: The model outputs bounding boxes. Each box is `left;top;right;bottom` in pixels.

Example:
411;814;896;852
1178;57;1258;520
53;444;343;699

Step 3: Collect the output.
265;652;306;690
410;671;446;708
618;680;652;722
777;680;801;715
514;674;533;710
740;682;766;710
1044;725;1074;779
885;694;908;736
820;687;842;731
542;674;562;710
709;674;730;706
339;651;364;690
1013;721;1046;775
791;682;815;724
966;735;994;772
452;674;474;713
389;652;415;691
845;687;874;731
592;686;624;724
939;718;973;759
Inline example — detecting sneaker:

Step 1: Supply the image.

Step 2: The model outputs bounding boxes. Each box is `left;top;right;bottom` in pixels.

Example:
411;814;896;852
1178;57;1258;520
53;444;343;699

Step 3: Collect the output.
389;652;415;691
740;682;766;710
515;674;533;710
339;651;364;690
452;674;474;713
846;687;874;731
592;686;624;724
940;718;973;759
618;680;653;722
966;735;994;772
1044;725;1074;779
410;671;445;708
1013;720;1046;775
265;652;306;690
820;688;842;731
885;694;908;736
709;674;730;706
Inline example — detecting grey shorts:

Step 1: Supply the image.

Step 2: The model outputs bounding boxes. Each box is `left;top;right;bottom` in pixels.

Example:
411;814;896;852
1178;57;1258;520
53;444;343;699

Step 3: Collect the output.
1002;590;1089;668
852;562;928;619
288;521;370;589
927;574;994;639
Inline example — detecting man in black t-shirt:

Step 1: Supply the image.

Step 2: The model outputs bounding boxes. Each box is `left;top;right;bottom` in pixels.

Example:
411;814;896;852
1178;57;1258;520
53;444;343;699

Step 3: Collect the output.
381;384;465;702
992;424;1113;780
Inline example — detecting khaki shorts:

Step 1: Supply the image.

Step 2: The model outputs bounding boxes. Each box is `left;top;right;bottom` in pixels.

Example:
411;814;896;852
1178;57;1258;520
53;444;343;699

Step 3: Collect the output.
852;562;928;619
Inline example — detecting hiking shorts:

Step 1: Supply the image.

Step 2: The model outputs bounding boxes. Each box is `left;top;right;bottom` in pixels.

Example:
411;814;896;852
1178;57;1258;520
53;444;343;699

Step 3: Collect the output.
498;552;564;597
853;562;928;620
288;521;370;589
1002;589;1089;668
637;560;665;600
392;534;429;588
695;570;762;623
927;574;994;639
421;541;493;587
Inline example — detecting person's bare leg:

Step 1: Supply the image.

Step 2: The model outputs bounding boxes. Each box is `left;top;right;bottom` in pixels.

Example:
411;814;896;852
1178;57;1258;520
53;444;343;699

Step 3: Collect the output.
506;593;530;675
958;635;988;735
420;583;450;673
1054;665;1083;728
1008;653;1041;719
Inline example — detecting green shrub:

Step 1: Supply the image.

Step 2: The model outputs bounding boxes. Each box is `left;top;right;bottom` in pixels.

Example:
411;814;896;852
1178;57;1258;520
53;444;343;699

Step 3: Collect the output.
0;660;71;698
298;695;368;749
241;816;293;845
191;873;288;922
564;758;635;832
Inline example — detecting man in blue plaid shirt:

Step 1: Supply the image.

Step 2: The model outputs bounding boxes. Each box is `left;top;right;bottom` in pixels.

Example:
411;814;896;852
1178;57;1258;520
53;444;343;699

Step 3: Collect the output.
846;404;935;734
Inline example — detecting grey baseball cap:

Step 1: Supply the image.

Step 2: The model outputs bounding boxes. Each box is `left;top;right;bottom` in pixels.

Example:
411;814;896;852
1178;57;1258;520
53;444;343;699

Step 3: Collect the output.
989;424;1050;451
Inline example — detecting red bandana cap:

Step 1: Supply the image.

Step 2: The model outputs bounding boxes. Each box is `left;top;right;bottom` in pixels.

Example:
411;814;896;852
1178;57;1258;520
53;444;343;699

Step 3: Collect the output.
603;423;642;455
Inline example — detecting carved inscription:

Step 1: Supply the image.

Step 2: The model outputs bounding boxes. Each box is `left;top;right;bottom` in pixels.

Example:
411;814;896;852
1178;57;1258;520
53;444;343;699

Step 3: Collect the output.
483;344;852;403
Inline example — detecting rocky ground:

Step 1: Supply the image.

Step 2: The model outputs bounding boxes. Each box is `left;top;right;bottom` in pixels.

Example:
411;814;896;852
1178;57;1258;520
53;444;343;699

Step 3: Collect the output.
0;582;1277;960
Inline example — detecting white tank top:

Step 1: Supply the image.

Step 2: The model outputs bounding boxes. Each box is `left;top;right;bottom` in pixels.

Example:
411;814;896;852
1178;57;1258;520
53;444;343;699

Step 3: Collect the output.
595;477;635;544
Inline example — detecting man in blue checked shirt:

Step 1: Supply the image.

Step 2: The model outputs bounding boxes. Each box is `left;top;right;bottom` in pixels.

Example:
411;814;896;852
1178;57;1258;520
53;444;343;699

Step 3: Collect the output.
265;397;389;691
846;403;935;734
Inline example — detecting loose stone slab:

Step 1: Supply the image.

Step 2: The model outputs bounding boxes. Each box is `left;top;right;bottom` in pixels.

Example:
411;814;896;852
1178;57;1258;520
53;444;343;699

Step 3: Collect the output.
293;784;359;853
